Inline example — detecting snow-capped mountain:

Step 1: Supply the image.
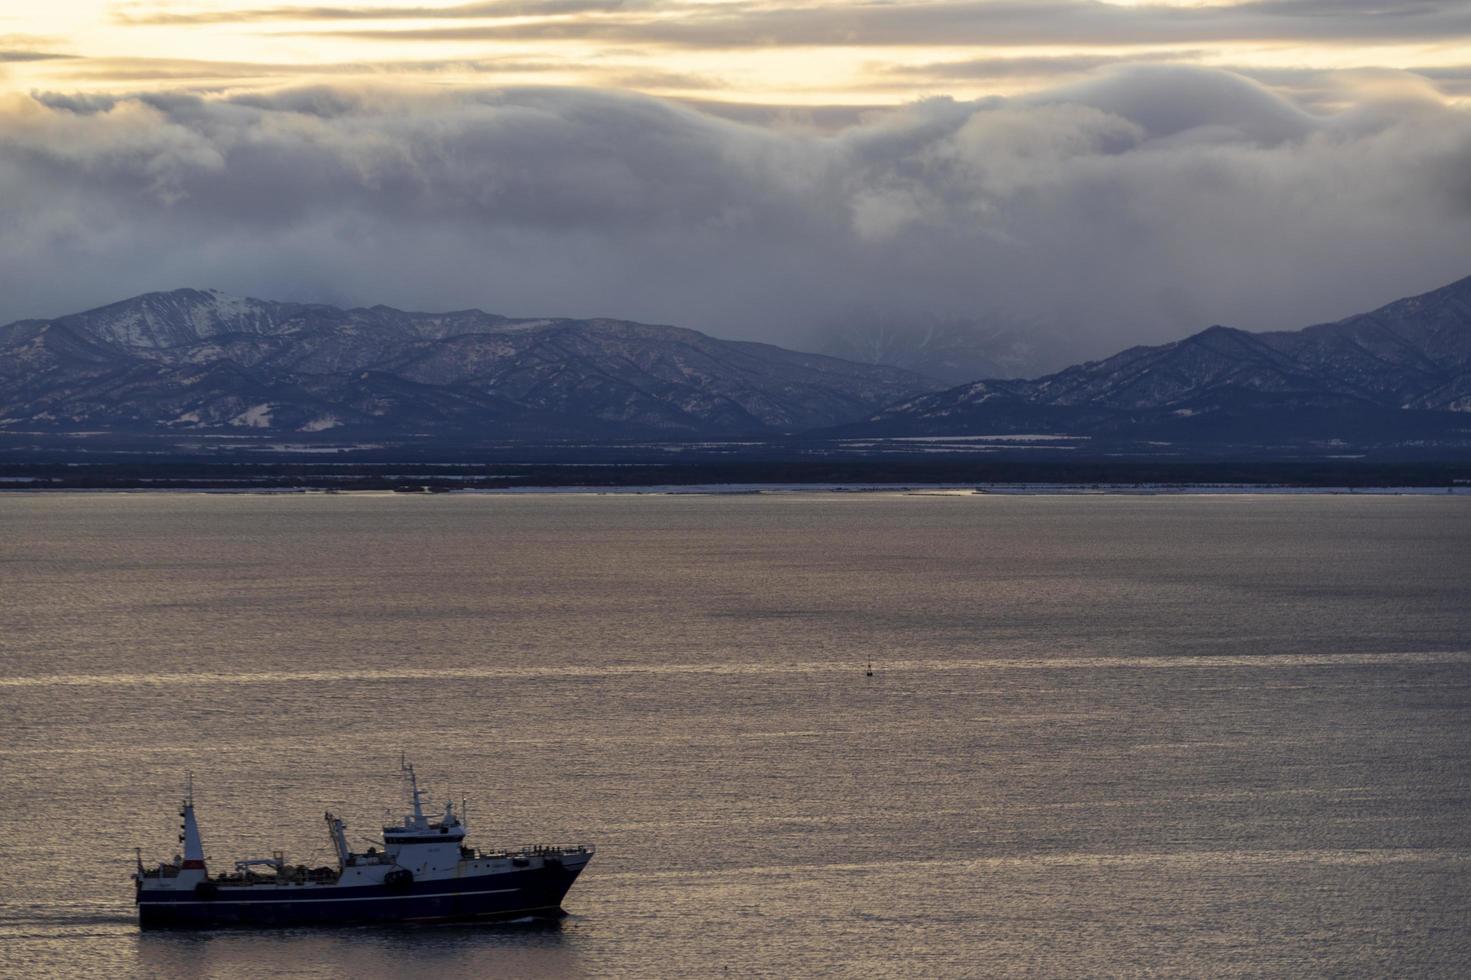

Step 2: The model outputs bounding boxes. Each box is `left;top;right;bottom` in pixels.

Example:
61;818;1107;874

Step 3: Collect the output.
0;289;942;439
8;276;1470;451
837;274;1471;447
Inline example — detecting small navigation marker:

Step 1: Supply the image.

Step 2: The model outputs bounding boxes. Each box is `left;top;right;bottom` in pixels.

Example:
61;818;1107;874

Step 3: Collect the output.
865;660;874;677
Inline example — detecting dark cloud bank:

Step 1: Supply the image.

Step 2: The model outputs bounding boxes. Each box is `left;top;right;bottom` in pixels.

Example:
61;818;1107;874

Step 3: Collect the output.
3;65;1470;365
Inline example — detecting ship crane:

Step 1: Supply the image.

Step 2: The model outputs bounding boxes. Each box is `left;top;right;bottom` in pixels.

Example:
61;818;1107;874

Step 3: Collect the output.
234;855;285;875
324;812;351;868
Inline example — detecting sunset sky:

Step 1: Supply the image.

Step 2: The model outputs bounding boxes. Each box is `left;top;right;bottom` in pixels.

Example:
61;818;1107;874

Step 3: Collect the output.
9;1;1471;104
3;1;1471;359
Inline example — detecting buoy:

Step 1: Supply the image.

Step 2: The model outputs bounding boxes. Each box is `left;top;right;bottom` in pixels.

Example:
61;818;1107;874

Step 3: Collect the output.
865;660;874;677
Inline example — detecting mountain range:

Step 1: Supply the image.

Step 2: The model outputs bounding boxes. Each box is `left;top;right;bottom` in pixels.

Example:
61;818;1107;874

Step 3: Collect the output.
1;275;1469;453
840;274;1471;448
0;290;937;440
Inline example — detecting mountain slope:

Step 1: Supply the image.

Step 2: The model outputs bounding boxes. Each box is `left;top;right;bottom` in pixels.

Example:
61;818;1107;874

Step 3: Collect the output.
814;315;1067;384
841;275;1471;447
0;290;941;439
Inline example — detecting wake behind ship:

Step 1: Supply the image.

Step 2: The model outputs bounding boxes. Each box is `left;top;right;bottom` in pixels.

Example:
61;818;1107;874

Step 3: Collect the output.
134;762;594;929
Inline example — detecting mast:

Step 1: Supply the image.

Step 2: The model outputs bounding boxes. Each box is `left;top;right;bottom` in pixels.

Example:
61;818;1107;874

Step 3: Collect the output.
179;771;207;877
401;754;426;827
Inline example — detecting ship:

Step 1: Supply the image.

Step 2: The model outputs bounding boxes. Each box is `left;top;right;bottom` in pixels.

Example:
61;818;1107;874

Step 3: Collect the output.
134;761;594;929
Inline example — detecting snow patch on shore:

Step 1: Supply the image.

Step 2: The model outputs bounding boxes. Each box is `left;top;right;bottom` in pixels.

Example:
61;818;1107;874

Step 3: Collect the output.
299;415;341;432
230;404;273;428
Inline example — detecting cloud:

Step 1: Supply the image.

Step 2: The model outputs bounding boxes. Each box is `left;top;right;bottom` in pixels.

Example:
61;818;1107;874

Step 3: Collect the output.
116;0;630;25
882;50;1206;83
1416;64;1471;96
2;67;1469;369
0;34;71;63
0;51;73;63
42;54;586;84
302;0;1471;48
1029;64;1318;142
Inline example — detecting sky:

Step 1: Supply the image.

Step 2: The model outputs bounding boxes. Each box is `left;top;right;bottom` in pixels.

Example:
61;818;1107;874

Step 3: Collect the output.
3;1;1471;365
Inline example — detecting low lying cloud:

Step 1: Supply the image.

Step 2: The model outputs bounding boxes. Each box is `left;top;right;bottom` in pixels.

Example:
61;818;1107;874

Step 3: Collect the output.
3;66;1469;368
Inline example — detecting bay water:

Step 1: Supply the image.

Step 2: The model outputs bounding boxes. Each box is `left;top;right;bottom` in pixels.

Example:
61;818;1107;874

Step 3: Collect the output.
1;492;1468;977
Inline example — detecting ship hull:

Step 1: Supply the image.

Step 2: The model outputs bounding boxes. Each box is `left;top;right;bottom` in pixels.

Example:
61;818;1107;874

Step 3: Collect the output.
137;864;584;930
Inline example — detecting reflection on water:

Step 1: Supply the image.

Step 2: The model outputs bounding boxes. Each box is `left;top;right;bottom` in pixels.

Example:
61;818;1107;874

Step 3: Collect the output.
2;493;1469;977
3;649;1470;689
132;919;581;980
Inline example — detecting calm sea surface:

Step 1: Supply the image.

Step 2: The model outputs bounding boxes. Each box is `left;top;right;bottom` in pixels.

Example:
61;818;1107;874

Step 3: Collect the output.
1;492;1469;978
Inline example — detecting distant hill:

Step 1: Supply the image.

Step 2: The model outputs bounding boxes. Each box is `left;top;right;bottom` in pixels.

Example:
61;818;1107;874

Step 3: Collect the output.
813;314;1067;385
0;290;941;440
835;274;1471;450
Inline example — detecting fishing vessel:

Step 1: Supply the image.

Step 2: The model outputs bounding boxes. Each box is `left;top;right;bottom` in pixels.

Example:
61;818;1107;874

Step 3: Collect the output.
134;761;594;929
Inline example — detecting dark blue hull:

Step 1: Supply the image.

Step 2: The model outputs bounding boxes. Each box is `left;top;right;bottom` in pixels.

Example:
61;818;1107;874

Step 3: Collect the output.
137;865;584;930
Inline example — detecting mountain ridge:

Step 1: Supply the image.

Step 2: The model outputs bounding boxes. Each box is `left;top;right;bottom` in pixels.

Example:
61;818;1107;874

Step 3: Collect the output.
0;289;943;439
838;274;1471;447
5;276;1471;452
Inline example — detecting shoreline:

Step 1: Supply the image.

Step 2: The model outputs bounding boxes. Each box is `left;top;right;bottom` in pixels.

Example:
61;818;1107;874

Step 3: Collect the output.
3;482;1469;496
5;455;1469;494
